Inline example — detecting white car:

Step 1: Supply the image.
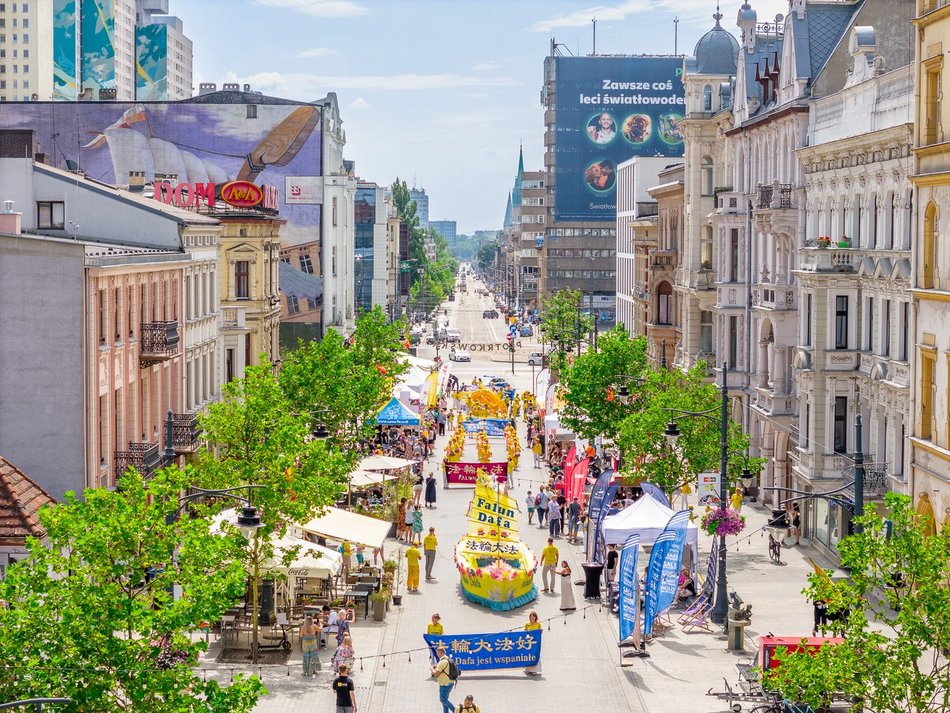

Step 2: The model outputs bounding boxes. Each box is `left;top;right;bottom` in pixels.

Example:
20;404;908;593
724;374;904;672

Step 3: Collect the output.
449;349;470;362
527;352;544;366
446;328;462;343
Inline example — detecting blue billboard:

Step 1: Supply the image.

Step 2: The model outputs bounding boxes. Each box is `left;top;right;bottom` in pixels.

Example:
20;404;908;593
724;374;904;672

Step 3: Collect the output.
553;56;685;222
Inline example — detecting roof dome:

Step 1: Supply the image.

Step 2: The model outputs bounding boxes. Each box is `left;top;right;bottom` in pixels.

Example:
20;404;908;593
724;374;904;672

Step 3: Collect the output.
693;13;740;75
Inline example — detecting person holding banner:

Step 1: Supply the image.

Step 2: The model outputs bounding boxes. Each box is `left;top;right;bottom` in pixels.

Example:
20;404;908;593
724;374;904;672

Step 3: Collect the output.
523;611;543;675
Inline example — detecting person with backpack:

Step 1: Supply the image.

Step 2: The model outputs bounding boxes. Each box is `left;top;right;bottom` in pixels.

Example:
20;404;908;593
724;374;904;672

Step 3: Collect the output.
431;645;459;713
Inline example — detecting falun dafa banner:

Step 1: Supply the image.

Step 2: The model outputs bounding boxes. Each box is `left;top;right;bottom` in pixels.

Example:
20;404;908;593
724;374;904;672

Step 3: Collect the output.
423;630;542;671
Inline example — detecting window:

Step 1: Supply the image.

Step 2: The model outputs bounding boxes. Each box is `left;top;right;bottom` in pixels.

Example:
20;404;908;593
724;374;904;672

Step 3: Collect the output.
226;348;235;383
235;261;249;299
701;156;714;196
923;202;937;289
332;196;338;227
700;310;713;353
703;84;712;111
834;296;849;349
804;293;812;346
729;229;739;281
700;226;713;269
37;200;64;228
307;297;319;310
900;302;909;361
865;297;874;351
728;316;738;368
287;295;299;314
246;104;257;119
98;289;106;345
920;351;936;440
882;300;891;357
656;282;673;325
299;253;313;274
833;396;848;454
924;64;942;145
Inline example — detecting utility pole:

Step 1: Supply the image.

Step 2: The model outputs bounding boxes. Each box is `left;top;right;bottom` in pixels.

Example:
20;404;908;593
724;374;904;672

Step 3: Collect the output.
853;414;865;534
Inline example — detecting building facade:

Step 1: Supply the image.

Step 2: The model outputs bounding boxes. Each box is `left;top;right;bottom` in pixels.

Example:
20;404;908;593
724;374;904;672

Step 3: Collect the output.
135;1;193;101
355;181;393;314
409;187;429;230
910;0;950;528
0;0;54;102
430;220;457;245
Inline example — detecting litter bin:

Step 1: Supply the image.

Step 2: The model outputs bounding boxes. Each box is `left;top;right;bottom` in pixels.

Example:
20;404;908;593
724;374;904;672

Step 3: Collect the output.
581;562;604;600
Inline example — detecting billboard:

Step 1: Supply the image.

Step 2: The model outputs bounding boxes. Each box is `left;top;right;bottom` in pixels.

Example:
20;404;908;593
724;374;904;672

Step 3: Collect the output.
0;102;322;242
553;56;685;222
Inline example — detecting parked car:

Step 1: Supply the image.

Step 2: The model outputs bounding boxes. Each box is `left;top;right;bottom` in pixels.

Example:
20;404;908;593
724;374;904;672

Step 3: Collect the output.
449;348;471;362
446;328;462;343
408;331;422;345
520;325;534;337
448;293;456;301
482;309;498;319
527;352;544;366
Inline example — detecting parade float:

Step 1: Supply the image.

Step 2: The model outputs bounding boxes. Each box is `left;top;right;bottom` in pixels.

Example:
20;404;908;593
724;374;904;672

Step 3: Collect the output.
455;471;537;611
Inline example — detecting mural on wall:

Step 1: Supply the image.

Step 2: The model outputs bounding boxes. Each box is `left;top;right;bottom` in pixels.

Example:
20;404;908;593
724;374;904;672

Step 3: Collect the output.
53;0;78;100
135;25;168;101
1;102;324;242
81;0;118;93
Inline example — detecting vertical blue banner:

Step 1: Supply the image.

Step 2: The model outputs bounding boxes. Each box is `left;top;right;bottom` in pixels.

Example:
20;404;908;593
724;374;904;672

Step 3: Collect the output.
640;482;671;509
642;510;690;636
618;533;640;642
585;469;614;561
593;483;620;563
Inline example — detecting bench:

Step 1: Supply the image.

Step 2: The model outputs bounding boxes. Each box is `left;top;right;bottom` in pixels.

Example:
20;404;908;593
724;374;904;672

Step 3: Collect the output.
736;662;761;695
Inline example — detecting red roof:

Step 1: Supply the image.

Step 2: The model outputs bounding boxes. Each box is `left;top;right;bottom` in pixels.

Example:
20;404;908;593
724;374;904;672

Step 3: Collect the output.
0;455;56;544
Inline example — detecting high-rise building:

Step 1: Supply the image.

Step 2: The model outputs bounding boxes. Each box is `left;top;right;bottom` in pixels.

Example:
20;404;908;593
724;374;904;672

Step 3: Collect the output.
49;0;191;101
430;220;456;244
409;187;429;230
355;182;393;315
0;1;55;102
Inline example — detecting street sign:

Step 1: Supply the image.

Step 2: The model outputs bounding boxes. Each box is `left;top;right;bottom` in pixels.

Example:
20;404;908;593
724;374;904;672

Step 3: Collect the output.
509;325;517;336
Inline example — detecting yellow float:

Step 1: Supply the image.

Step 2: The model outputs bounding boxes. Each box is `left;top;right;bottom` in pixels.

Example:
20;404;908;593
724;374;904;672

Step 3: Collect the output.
454;471;538;611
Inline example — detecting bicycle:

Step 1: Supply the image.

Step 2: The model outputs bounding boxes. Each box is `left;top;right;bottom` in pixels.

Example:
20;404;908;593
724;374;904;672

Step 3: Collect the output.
768;531;782;563
749;699;819;713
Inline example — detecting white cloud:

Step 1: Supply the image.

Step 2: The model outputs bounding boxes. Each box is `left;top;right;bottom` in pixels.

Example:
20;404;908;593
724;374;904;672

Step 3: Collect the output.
530;0;647;32
255;0;367;17
297;47;335;58
310;73;521;91
472;62;500;71
348;97;372;109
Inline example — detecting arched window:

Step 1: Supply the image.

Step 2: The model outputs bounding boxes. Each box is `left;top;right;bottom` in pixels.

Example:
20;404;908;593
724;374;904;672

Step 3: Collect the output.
701;156;714;196
703;84;713;111
657;281;674;325
923;202;937;289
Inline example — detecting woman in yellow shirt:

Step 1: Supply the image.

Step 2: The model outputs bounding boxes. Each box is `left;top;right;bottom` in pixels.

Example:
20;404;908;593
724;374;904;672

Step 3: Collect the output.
523;610;542;675
427;612;444;635
406;544;421;592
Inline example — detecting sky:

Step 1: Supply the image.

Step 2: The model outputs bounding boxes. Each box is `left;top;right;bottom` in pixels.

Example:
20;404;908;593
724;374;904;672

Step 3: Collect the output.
176;0;787;234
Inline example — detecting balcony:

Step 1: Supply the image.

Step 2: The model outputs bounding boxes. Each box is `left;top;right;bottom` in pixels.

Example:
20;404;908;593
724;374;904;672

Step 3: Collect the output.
715;190;745;215
752;388;797;420
114;441;163;479
842;461;890;498
140;320;180;366
752;285;796;311
799;247;854;273
171;413;201;453
754;183;797;237
758;183;792;210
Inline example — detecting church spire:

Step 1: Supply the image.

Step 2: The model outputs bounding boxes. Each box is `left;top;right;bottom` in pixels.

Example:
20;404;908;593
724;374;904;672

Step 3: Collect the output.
713;1;723;27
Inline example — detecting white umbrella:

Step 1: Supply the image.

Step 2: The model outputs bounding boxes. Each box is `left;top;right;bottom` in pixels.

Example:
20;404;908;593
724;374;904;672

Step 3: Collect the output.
349;469;399;488
358;454;416;471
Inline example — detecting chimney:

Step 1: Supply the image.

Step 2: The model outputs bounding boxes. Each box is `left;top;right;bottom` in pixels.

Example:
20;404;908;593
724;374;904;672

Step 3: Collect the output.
222;82;240;91
128;170;146;191
0;200;23;235
198;82;217;95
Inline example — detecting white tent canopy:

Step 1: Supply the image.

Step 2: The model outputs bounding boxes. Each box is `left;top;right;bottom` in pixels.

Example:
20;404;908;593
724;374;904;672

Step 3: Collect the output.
296;506;391;550
358;454;415;472
602;494;699;568
268;533;343;579
348;469;399;488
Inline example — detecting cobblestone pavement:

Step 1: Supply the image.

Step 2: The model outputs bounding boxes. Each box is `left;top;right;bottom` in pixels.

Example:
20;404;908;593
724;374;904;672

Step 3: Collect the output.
203;285;840;712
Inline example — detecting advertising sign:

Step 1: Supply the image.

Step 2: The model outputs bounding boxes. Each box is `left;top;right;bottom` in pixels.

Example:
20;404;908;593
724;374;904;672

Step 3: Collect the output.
643;510;690;636
285;175;323;204
618;533;640;642
697;471;722;506
553;56;684;221
444;461;508;486
586;469;615;562
423;630;542;671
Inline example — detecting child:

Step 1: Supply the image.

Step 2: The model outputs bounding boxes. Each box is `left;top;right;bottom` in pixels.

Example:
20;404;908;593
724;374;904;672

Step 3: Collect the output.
355;544;365;567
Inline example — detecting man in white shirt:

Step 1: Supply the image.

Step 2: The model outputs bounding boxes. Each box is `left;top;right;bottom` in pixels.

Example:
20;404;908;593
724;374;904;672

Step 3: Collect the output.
320;606;338;648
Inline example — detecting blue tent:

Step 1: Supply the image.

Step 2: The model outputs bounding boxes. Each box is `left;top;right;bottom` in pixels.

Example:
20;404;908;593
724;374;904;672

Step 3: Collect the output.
376;397;421;426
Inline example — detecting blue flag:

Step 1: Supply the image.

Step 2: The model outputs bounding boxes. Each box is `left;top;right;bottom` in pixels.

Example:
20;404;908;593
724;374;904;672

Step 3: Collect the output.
618;533;640;642
585;469;614;561
423;630;542;671
640;482;671;509
643;510;691;636
593;482;619;563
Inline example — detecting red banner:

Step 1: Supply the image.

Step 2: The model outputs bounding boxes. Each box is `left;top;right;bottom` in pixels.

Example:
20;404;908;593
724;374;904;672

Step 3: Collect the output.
444;461;508;486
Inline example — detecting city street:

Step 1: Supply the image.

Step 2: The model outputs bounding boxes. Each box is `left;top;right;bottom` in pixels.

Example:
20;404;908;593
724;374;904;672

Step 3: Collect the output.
194;282;844;713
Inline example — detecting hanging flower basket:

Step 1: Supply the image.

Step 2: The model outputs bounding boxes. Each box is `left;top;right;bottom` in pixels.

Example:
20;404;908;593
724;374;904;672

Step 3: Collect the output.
701;508;746;537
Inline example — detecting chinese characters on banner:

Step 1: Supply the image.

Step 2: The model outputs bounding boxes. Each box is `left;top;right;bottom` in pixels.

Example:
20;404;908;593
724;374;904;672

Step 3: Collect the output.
461;419;510;436
444;461;508;486
423;630;542;671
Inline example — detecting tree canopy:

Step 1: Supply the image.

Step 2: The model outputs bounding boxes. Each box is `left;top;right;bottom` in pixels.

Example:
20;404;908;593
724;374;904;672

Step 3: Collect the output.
765;492;950;713
539;289;594;355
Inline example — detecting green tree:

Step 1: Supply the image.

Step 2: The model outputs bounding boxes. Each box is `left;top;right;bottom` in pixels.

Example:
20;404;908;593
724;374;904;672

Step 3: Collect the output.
0;468;265;712
615;364;758;495
558;328;648;444
539;289;594;355
195;364;351;659
765;492;950;713
475;239;498;273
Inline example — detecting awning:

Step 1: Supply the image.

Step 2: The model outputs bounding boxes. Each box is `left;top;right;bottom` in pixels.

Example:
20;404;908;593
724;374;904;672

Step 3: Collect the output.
349;469;399;488
296;506;392;550
376;397;421;426
358;454;416;471
268;533;342;579
278;261;324;300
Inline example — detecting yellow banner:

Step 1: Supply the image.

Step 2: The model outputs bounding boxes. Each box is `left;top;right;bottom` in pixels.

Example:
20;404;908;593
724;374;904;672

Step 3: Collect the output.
467;483;519;535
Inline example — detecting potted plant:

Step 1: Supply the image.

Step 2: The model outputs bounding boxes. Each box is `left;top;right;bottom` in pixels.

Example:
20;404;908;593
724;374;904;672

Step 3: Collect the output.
817;235;832;249
391;548;404;606
370;589;389;621
838;235;850;248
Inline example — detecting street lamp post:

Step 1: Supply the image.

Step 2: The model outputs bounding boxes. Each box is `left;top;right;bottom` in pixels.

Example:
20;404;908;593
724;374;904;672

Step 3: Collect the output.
663;362;731;625
853;414;865;533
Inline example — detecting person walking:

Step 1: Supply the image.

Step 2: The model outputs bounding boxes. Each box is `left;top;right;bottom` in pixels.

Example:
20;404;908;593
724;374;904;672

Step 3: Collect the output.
547;497;561;539
397;497;409;542
331;635;355;673
332;664;357;713
540;538;558;593
523;611;542;675
299;615;322;676
411;504;424;545
406;542;422;592
424;526;438;580
555;560;576;611
525;490;535;525
537;487;549;527
791;502;801;545
532;438;543;468
567;497;582;542
431;646;457;713
456;695;481;712
412;470;425;507
425;472;438;508
437;410;446;436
